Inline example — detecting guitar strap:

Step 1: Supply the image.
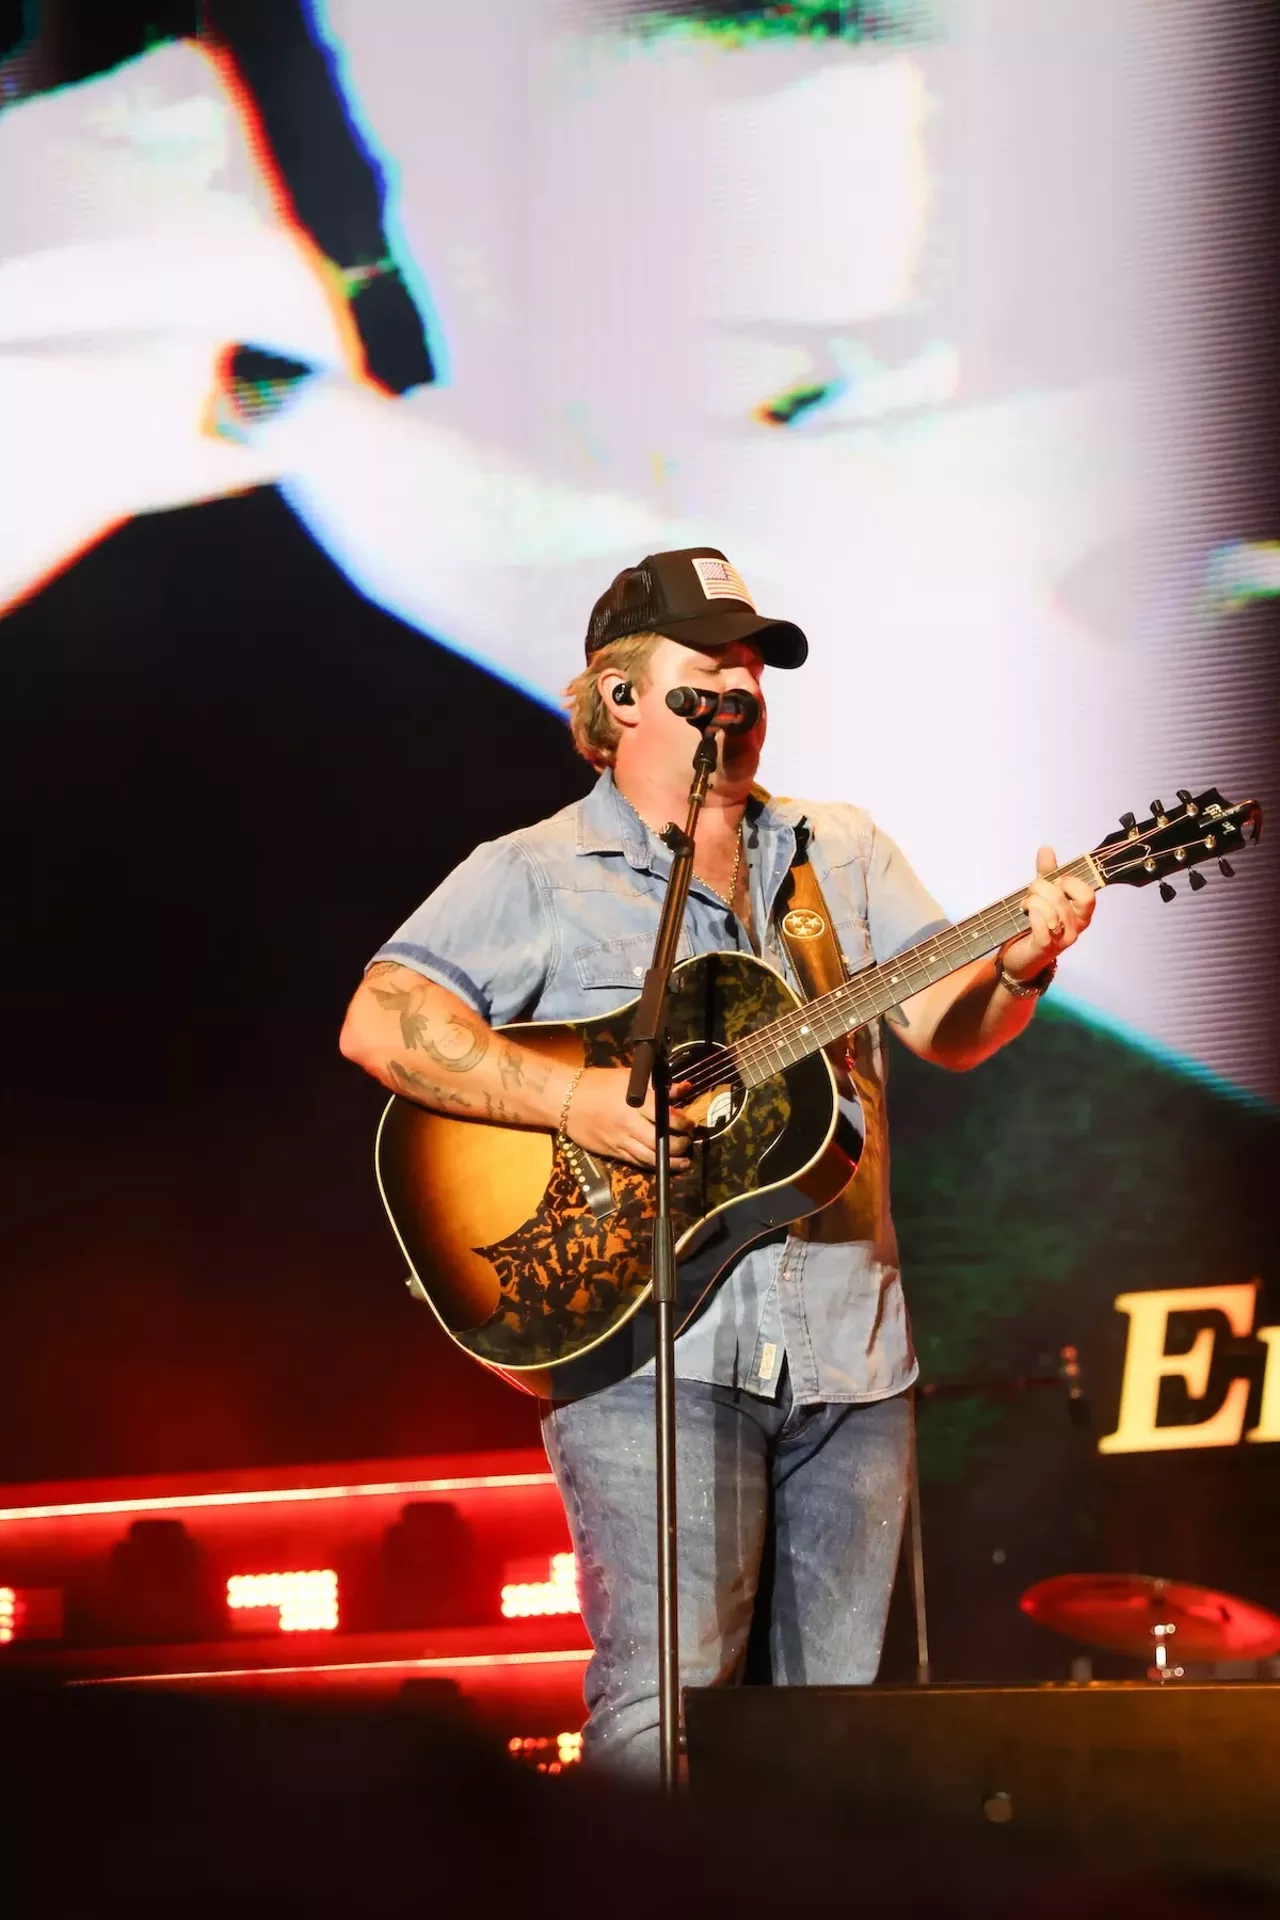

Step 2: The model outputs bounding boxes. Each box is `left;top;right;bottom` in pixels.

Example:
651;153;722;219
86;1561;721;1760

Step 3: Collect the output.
757;789;888;1247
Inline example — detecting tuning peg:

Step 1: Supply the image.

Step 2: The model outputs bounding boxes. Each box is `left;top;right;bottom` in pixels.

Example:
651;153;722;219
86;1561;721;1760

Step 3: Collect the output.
1219;858;1235;878
1176;788;1199;815
1188;870;1207;892
1158;881;1176;902
1120;811;1137;834
1150;799;1168;823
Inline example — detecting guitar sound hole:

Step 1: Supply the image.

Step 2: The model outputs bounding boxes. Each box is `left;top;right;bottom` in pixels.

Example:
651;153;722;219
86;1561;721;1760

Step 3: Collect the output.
669;1041;745;1140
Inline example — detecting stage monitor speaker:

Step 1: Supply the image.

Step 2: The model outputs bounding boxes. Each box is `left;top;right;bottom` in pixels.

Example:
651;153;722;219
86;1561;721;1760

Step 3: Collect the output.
684;1682;1280;1883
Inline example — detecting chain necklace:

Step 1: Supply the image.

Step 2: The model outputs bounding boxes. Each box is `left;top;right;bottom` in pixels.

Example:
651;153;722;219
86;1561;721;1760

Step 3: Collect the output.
703;829;745;909
624;794;745;910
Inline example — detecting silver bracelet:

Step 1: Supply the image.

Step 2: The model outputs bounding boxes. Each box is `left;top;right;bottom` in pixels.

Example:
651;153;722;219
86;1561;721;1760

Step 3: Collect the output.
995;954;1057;1000
558;1066;587;1137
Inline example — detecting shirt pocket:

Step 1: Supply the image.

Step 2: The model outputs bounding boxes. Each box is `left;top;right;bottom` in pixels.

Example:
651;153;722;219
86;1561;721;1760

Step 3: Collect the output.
831;912;873;973
818;858;873;974
573;929;689;996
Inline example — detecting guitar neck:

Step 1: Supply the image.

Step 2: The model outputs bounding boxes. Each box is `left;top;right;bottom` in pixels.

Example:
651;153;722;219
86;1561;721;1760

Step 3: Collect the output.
733;851;1104;1087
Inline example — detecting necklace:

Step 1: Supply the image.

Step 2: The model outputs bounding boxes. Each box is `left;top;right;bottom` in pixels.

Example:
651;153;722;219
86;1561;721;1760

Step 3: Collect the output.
624;795;745;910
705;829;745;910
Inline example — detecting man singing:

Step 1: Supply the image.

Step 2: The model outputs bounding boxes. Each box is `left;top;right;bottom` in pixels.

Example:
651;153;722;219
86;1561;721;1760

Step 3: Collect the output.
339;548;1095;1772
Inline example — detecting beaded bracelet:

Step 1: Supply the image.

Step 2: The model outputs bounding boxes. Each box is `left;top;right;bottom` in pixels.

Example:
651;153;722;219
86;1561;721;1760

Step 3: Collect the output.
558;1066;587;1137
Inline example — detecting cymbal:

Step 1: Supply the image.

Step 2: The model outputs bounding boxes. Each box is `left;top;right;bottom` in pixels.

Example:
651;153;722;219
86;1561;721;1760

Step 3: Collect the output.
1020;1573;1280;1662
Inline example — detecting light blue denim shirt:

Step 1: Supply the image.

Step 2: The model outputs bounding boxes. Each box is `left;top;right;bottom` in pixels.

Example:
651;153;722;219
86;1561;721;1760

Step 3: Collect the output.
372;770;947;1406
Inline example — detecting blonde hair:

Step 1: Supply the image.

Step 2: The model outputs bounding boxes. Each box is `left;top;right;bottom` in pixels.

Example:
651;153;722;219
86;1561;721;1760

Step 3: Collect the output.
564;630;663;769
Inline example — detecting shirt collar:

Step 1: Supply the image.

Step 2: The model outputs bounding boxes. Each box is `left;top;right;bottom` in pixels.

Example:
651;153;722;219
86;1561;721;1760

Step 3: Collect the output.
576;768;807;873
577;769;652;869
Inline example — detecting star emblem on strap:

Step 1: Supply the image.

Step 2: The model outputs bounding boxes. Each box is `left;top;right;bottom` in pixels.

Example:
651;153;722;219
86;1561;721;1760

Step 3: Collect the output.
782;908;827;940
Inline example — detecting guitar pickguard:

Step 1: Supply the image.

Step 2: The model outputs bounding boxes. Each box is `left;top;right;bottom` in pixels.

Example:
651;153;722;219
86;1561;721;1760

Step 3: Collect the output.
467;1155;677;1366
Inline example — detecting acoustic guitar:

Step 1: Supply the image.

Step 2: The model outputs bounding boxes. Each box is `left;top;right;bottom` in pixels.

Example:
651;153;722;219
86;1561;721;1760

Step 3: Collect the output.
375;788;1260;1399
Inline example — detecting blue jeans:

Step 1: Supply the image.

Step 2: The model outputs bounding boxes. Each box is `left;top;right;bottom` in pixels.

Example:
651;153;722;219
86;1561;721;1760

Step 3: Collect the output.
541;1368;912;1775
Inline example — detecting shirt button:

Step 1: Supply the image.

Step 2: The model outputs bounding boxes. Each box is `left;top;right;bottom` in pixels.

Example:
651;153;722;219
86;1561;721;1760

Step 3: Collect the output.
633;966;644;977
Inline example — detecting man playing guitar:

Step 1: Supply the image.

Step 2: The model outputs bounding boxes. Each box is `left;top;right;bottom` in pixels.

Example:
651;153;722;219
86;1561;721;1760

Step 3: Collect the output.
339;547;1096;1772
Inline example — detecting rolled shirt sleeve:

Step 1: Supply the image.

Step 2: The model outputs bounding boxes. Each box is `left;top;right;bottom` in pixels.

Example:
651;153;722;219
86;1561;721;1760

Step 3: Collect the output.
368;836;553;1027
865;820;949;963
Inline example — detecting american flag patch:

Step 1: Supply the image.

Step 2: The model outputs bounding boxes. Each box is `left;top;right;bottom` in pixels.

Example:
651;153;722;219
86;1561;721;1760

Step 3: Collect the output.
691;555;755;608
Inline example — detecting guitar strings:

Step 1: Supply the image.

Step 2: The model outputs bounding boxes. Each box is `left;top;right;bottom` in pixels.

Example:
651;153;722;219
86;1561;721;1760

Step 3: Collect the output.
667;853;1102;1103
678;875;1085;1098
719;860;1097;1081
659;817;1233;1104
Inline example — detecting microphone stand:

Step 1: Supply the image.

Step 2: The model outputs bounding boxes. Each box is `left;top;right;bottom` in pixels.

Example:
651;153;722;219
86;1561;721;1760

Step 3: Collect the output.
626;717;721;1794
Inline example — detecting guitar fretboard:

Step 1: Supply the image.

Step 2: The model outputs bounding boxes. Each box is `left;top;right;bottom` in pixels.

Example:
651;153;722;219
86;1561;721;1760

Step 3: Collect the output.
731;854;1102;1087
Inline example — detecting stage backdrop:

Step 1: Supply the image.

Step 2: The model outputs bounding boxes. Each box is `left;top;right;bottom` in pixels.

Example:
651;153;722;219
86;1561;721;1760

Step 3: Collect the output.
1;0;1277;1680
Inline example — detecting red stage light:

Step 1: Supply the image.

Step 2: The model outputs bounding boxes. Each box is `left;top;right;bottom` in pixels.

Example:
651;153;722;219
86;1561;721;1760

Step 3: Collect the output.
0;1469;554;1524
0;1585;64;1645
507;1730;583;1773
226;1570;339;1632
500;1552;579;1620
75;1647;591;1688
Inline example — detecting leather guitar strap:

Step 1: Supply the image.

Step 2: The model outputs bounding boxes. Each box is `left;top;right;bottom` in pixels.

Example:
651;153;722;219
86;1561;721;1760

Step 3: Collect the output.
761;792;888;1247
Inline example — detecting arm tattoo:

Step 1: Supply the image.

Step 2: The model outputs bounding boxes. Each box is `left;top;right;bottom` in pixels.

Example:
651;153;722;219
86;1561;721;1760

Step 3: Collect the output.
885;1004;910;1031
422;1016;490;1074
498;1043;552;1093
369;981;434;1050
387;1059;473;1110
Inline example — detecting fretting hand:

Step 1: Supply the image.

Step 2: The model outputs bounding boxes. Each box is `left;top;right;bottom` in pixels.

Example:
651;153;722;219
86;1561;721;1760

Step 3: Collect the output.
1000;845;1096;980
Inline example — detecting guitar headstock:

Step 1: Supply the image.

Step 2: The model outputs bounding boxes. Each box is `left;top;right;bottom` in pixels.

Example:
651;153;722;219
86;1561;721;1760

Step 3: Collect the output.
1094;788;1262;896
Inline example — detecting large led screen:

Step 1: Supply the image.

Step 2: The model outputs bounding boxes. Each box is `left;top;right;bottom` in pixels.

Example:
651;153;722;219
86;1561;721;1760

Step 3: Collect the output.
3;0;1274;1092
1;0;1276;1678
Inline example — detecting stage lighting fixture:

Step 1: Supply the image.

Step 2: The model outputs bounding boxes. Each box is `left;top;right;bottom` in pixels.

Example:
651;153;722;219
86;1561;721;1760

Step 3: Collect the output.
507;1730;583;1774
226;1570;339;1633
0;1586;64;1645
105;1519;218;1645
500;1552;579;1620
380;1501;489;1628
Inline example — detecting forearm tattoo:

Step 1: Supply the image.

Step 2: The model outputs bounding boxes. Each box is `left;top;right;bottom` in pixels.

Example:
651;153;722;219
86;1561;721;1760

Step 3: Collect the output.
386;1059;473;1110
497;1042;552;1094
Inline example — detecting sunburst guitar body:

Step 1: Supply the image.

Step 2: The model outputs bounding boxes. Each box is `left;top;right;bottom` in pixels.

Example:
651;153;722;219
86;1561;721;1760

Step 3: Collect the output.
376;951;856;1399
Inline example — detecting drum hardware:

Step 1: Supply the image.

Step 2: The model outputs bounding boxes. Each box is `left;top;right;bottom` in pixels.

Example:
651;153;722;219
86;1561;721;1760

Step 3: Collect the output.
1020;1571;1280;1683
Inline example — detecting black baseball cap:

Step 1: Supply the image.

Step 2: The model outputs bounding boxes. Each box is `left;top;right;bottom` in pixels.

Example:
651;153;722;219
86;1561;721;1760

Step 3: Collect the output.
585;547;808;669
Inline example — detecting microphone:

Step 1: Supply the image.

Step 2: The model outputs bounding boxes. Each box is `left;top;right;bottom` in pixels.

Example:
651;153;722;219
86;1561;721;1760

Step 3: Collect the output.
665;686;720;724
711;689;762;734
665;686;763;732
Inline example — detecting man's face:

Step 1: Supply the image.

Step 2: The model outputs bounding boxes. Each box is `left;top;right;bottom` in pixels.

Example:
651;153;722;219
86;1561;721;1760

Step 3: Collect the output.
628;635;767;783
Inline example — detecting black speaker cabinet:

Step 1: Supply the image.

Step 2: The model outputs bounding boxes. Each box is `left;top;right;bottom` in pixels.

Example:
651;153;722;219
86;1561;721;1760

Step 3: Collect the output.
684;1682;1280;1882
